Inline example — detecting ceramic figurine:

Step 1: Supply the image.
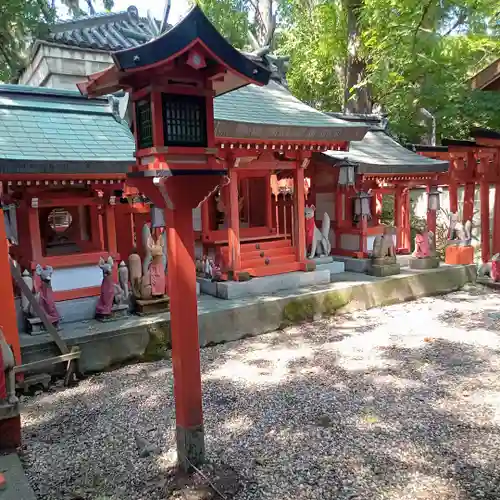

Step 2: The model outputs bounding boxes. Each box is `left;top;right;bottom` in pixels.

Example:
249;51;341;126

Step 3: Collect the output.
304;205;331;259
0;328;17;404
35;265;60;324
95;257;127;318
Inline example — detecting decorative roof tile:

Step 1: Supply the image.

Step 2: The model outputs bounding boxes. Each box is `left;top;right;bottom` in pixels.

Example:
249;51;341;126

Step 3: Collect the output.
0;85;135;165
45;6;159;52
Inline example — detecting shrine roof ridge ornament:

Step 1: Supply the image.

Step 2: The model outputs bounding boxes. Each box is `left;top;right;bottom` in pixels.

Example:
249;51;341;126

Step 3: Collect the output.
111;5;270;91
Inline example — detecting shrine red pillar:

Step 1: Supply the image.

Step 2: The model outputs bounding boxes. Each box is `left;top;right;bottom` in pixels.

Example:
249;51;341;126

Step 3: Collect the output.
294;160;306;264
426;185;437;235
0;208;21;450
394;187;403;250
480;180;490;263
493;185;500;256
165;200;204;466
401;188;411;252
227;166;241;276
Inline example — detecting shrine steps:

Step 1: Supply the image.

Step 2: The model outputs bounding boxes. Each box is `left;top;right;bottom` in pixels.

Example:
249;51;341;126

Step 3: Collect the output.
220;238;300;278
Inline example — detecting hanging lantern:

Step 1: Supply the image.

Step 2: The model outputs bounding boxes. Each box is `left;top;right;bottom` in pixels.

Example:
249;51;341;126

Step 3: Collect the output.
354;191;372;217
337;157;358;187
427;187;441;211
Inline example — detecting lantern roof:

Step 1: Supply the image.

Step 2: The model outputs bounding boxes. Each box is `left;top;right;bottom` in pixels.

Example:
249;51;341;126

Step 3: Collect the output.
78;5;271;98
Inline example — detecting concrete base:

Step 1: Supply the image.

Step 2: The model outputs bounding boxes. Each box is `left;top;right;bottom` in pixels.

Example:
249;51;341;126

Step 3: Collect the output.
332;255;370;273
95;304;129;322
409;257;440;270
0;453;37;500
313;257;345;279
26;317;60;336
20;265;476;374
198;269;331;300
477;277;500;290
368;263;401;277
176;424;205;471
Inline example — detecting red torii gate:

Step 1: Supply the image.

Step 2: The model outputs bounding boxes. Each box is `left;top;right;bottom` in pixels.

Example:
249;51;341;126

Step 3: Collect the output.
414;128;500;264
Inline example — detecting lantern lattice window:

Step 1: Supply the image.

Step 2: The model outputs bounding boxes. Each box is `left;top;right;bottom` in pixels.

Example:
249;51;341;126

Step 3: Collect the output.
162;93;207;147
136;99;153;149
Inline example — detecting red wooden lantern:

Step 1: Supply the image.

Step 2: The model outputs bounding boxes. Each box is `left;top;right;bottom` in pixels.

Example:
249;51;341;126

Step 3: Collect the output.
78;5;270;470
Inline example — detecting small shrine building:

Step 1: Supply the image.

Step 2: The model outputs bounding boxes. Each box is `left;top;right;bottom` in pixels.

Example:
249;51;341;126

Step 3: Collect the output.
308;114;449;258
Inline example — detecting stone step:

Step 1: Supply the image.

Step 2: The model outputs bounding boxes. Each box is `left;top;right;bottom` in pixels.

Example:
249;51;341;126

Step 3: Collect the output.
316;261;345;278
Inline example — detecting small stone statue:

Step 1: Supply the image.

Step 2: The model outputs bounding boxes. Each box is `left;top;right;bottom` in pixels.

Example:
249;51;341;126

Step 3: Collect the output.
35;265;60;325
95;257;128;320
369;226;401;277
128;224;169;315
304;205;331;259
448;212;472;246
118;261;129;300
0;328;17;405
372;226;396;260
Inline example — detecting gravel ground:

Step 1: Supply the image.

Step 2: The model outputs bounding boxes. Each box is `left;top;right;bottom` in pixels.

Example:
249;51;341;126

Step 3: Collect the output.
20;284;500;499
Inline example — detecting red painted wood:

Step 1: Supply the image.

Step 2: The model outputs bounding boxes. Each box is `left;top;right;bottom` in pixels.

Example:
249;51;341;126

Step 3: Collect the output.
492;186;500;255
294;164;306;263
402;189;411;252
166;203;203;430
394;188;403;249
0;416;21;451
115;205;135;262
151;91;165;147
227;167;241;273
0;209;21;364
28;207;43;263
426;185;437;236
463;183;475;222
480;181;490;263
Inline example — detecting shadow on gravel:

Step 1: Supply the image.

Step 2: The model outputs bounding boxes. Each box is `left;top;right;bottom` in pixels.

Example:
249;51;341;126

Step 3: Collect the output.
21;309;500;499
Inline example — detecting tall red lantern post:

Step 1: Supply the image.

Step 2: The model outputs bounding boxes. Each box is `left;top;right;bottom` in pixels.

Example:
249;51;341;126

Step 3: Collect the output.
78;6;270;468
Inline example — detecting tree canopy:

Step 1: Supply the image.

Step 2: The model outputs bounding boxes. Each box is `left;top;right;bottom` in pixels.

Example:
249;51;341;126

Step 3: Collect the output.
194;0;500;144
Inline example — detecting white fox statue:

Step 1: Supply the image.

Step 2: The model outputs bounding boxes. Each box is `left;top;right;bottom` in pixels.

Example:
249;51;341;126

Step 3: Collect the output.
304;205;331;259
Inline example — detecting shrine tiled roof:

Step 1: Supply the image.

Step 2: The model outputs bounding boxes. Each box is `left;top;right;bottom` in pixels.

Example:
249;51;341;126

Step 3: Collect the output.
42;6;159;51
321;114;448;174
0;85;134;172
214;81;368;143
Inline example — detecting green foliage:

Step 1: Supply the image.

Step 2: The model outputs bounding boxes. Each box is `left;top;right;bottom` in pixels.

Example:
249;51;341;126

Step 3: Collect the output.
199;0;500;141
0;0;55;82
192;0;252;48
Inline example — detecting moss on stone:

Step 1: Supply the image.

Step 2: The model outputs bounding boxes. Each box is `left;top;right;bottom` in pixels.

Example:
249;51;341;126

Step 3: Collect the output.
281;297;319;326
321;290;350;315
142;323;171;361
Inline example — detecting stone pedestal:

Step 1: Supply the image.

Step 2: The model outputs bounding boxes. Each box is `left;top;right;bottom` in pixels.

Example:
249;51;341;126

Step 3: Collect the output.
95;304;129;322
26;317;59;335
409;256;440;270
368;257;401;277
135;297;170;316
445;245;474;265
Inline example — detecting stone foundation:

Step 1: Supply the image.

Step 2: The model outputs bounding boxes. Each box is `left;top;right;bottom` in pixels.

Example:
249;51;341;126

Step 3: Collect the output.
198;269;331;300
367;257;401;277
409;257;440;270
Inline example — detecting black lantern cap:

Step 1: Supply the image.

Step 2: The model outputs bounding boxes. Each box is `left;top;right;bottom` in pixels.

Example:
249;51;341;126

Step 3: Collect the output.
112;5;270;95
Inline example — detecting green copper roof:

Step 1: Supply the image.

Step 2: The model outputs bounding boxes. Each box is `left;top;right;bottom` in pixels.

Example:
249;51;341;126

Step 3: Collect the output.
214;81;368;142
0;84;135;162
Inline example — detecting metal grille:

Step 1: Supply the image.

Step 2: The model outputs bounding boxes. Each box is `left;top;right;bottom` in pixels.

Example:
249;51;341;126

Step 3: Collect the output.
162;93;207;147
136;99;153;149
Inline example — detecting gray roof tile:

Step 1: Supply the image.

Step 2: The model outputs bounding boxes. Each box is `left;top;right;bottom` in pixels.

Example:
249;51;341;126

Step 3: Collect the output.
45;6;159;51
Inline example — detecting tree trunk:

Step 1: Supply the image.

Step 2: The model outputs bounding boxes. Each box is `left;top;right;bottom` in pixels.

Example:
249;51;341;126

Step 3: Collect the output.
255;0;276;48
343;0;371;114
